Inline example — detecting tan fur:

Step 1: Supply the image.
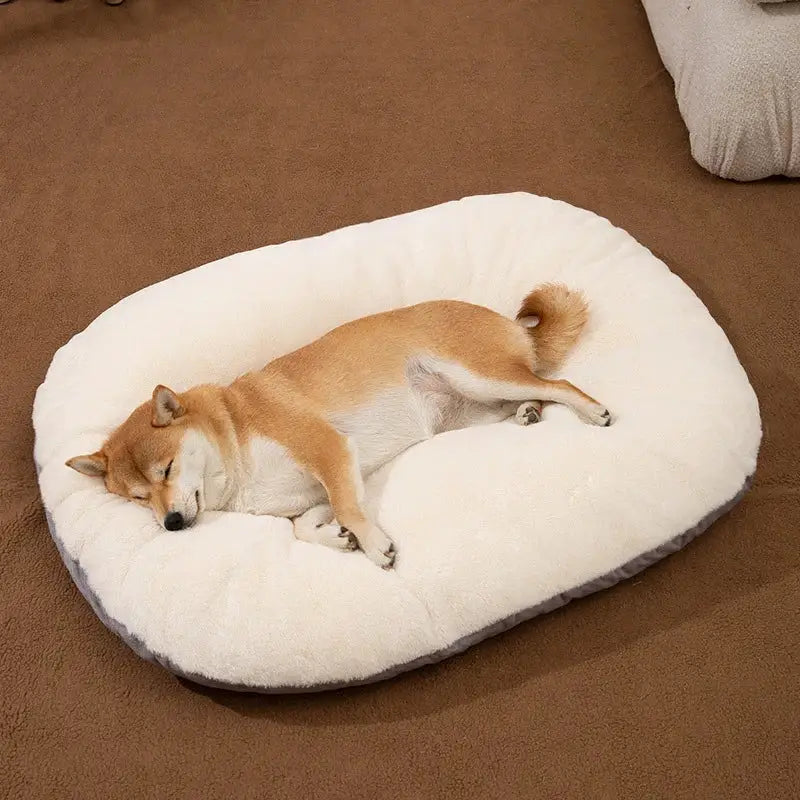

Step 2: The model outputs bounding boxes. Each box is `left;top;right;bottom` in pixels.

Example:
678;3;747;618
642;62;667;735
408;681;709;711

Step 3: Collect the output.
516;283;588;373
67;284;607;567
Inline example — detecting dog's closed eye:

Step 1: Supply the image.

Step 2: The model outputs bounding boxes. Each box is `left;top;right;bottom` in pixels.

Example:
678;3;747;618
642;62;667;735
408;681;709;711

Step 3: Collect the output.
164;460;173;480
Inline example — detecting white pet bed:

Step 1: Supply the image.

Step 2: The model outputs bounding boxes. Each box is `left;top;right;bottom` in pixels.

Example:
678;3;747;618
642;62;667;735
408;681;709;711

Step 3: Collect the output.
33;193;761;692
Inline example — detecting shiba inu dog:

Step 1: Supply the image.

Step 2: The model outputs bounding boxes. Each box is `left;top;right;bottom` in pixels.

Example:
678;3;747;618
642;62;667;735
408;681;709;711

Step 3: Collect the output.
66;284;611;568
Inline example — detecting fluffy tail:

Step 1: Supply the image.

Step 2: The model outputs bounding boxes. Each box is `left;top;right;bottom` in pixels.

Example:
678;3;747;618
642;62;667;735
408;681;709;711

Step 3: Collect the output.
516;283;588;373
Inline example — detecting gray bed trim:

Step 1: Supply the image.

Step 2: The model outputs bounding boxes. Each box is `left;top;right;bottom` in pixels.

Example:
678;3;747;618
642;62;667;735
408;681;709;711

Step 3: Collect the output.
43;477;752;694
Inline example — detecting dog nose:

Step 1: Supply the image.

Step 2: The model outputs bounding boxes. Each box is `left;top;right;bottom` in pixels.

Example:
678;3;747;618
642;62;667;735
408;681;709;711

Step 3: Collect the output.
164;511;185;531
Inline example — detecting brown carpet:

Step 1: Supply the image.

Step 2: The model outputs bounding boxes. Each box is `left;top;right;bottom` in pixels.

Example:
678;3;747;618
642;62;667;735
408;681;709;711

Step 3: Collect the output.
1;1;798;797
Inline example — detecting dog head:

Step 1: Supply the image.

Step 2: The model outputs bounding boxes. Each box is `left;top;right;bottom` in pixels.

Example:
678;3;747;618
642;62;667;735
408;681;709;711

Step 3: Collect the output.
66;385;228;530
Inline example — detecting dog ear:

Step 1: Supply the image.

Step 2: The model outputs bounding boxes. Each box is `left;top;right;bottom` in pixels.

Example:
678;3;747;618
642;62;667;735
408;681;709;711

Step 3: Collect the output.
66;452;107;477
151;385;185;427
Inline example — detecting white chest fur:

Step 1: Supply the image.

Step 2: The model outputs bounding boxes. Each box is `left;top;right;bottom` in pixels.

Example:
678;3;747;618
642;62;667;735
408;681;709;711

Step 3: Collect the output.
228;437;325;517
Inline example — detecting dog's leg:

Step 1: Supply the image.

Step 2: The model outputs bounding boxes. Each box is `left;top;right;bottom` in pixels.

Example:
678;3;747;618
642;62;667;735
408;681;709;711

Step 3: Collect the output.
295;503;334;528
444;361;612;426
279;413;396;568
324;448;396;569
302;430;396;569
514;400;543;426
293;503;357;552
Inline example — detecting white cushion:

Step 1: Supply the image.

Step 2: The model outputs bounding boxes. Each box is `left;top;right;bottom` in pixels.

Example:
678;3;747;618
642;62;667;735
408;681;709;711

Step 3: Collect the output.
33;193;761;691
643;0;800;180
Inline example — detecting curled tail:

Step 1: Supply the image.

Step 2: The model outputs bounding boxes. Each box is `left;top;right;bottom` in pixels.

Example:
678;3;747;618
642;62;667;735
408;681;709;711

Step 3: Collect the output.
516;283;588;373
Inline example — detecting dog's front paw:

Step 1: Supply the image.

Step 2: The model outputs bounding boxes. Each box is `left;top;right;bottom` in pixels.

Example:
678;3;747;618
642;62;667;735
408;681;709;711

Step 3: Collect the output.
368;541;396;570
581;403;613;427
320;524;359;551
293;515;357;552
357;524;397;570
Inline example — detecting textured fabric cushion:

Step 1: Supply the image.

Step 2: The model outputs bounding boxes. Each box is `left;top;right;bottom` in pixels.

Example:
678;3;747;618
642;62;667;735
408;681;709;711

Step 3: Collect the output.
33;193;761;692
643;0;800;180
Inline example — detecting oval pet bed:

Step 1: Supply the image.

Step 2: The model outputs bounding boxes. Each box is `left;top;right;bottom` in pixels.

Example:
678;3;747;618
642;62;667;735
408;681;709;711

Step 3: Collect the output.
33;193;761;692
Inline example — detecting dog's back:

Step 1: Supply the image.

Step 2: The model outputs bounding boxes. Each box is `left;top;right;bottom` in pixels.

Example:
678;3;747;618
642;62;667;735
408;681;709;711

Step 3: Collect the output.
262;288;587;415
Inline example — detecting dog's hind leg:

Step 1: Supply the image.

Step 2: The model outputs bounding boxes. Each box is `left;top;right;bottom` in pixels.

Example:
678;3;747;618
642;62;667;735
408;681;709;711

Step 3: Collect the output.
514;400;543;425
435;358;612;426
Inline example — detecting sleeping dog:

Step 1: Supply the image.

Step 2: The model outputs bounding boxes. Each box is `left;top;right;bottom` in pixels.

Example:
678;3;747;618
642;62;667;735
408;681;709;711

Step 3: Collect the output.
66;284;611;568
